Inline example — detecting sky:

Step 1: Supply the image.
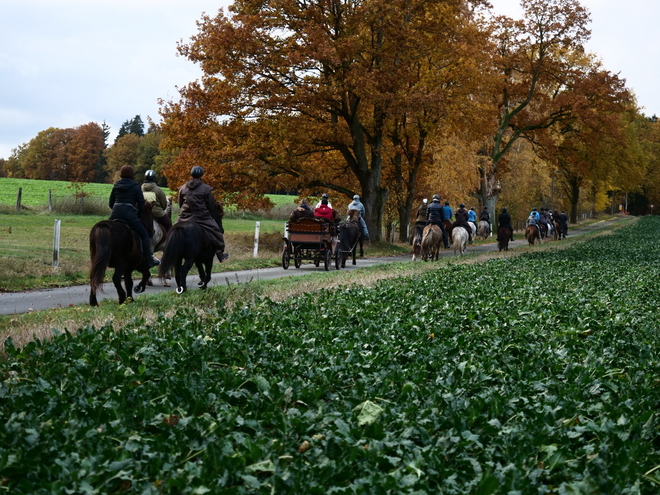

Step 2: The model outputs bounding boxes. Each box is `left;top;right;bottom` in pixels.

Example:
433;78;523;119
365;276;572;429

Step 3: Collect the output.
1;0;658;160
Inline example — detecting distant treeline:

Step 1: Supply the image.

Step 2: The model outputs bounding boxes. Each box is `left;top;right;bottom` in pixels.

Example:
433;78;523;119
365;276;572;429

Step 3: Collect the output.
0;116;173;187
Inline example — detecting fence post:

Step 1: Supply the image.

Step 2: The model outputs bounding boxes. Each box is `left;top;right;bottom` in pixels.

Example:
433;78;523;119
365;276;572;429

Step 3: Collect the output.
15;187;22;211
52;219;61;268
253;221;261;257
48;189;53;212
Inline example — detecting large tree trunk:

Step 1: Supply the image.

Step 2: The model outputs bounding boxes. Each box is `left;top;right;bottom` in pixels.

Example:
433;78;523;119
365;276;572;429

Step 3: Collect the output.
478;157;500;219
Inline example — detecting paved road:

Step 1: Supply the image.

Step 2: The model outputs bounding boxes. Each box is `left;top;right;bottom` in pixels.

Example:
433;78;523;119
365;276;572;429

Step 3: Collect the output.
0;218;623;315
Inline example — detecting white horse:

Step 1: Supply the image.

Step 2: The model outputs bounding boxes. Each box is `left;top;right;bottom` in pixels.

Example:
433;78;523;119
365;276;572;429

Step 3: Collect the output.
452;226;469;256
477;220;490;240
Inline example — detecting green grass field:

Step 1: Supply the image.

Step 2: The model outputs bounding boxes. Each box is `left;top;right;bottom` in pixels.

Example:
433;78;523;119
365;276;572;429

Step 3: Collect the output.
0;177;300;209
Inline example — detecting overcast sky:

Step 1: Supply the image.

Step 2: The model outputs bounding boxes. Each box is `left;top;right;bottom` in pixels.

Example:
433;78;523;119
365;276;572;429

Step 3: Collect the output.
1;0;657;159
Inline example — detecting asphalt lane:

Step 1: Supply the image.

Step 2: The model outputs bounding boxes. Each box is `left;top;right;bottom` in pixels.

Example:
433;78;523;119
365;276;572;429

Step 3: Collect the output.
0;219;621;315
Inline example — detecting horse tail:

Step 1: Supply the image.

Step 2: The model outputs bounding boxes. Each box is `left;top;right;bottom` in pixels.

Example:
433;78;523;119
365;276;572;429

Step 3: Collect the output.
159;224;185;279
89;223;113;294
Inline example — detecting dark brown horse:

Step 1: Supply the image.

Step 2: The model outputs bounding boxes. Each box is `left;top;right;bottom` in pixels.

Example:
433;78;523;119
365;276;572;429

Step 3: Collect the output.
159;202;225;294
89;207;154;306
497;226;512;251
337;210;363;267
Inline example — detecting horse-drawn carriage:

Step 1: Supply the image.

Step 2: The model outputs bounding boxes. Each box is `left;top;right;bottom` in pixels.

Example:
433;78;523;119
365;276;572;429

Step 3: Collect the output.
282;217;340;271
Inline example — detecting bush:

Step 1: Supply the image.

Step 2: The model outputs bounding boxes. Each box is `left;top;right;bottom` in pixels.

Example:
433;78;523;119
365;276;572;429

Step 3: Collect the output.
51;196;109;216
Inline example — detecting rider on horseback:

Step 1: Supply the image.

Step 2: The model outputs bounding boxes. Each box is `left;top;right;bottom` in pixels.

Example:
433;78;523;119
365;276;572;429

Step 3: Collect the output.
527;207;540;235
347;194;369;241
468;207;477;232
109;165;160;268
426;194;449;249
453;203;473;244
480;206;491;236
141;169;171;234
177;166;229;263
498;206;514;241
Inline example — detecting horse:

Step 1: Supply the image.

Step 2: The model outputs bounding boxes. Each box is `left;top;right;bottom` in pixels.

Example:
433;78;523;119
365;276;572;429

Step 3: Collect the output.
410;222;425;261
477;220;490;240
421;225;442;261
525;225;540;245
159;202;224;294
497;226;512;251
442;219;453;239
148;198;173;286
338;210;363;267
469;221;477;240
89;207;154;306
452;225;469;256
539;221;548;240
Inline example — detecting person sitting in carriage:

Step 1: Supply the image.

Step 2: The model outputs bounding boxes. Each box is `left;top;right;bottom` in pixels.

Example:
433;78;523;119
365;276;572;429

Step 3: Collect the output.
289;198;315;221
314;193;333;210
453;203;473;244
177;165;229;263
498;206;514;241
314;198;335;221
141;169;172;234
109;165;160;268
426;194;450;249
347;194;369;241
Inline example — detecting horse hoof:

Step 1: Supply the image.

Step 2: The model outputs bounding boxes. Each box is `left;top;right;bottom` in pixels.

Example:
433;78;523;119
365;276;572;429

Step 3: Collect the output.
176;286;186;295
134;285;145;294
163;282;171;287
197;280;205;287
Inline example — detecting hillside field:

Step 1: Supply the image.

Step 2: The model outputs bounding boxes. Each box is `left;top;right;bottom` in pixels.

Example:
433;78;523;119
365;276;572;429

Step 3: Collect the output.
1;217;659;493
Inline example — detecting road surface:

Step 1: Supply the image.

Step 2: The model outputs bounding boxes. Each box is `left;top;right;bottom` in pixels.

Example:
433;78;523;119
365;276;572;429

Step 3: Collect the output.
0;218;623;315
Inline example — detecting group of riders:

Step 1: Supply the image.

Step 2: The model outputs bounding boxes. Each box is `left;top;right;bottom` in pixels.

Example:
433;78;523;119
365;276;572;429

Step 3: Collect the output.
413;195;569;247
108;164;229;269
109;161;571;270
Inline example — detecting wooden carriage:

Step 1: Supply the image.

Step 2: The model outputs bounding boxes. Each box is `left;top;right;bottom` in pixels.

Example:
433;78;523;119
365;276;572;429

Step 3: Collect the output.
282;217;340;271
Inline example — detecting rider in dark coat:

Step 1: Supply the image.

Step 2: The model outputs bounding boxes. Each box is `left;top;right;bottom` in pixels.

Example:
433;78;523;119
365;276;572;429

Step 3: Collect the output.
109;165;160;268
453;203;473;244
178;166;229;263
557;210;569;236
480;206;491;235
426;194;449;248
498;207;514;241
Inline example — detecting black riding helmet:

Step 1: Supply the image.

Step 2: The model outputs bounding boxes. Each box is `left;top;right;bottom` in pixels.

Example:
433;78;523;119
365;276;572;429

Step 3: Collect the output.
144;169;156;182
191;166;204;178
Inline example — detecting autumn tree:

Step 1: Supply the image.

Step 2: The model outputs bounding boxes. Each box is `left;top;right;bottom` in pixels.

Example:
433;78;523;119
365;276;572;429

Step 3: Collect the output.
103;134;140;181
478;0;591;214
160;0;491;241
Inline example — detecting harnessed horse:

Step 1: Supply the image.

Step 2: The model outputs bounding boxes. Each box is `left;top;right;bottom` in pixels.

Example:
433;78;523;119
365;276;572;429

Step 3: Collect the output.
337;210;363;267
89;206;154;306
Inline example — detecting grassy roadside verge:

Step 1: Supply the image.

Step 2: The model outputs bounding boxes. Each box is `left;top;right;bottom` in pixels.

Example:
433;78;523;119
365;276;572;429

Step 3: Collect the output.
0;215;633;350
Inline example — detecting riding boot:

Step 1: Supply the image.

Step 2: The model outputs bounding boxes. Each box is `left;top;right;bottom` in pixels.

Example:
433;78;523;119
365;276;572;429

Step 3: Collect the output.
216;250;229;262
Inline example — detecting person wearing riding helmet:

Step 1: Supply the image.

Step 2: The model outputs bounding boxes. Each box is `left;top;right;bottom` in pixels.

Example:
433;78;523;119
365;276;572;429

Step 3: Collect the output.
314;193;333;210
141;169;171;233
347;194;369;241
177;166;229;263
415;199;428;223
109;164;160;268
426;194;449;248
498;206;514;241
442;201;453;222
453;203;473;244
480;206;492;235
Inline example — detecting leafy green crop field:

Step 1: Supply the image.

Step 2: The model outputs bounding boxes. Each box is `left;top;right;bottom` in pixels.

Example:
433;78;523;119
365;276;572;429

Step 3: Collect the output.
2;218;660;493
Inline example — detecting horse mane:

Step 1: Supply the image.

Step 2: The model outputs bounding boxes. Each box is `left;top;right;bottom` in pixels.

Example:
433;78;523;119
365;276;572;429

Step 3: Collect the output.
347;209;360;222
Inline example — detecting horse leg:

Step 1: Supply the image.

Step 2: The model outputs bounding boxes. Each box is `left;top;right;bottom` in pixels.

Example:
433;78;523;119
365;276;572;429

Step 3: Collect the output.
134;268;150;294
123;265;135;302
112;265;127;304
176;257;195;294
359;238;364;257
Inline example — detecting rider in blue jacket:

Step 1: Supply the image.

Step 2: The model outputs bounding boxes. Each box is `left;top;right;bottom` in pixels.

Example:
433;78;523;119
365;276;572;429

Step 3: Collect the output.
426;195;449;248
442;201;453;222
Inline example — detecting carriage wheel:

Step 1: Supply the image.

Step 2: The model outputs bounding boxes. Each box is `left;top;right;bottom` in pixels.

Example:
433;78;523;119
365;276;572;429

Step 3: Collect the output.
324;249;331;271
294;246;303;269
334;249;341;270
282;249;290;269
